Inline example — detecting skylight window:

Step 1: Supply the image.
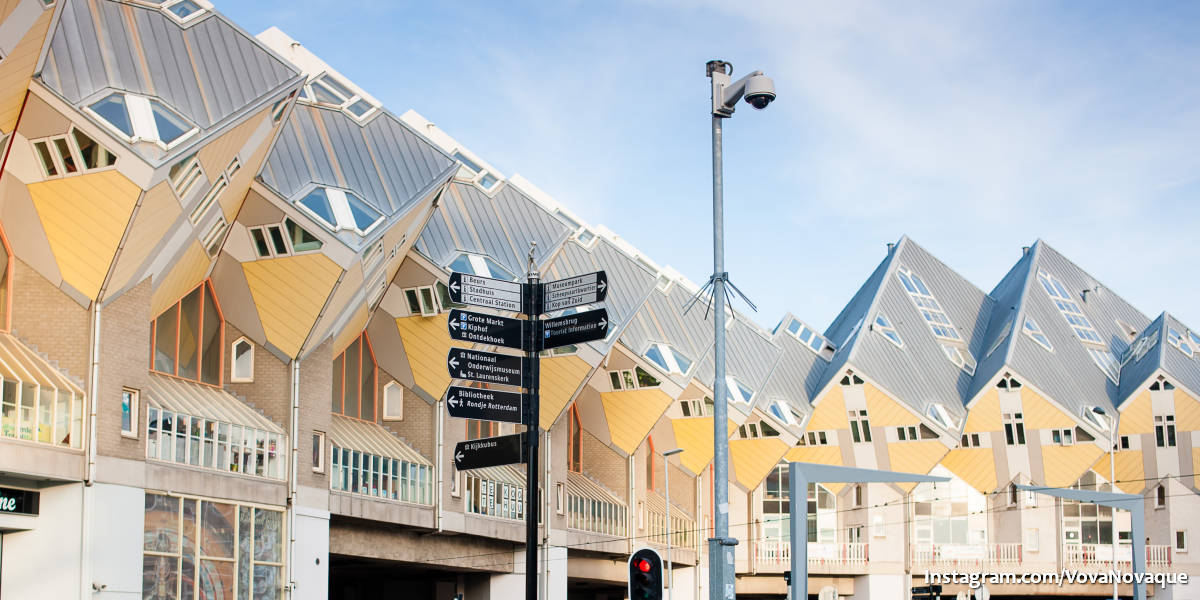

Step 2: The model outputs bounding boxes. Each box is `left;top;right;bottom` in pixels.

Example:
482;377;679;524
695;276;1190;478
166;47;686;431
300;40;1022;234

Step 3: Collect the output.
447;253;516;281
1037;270;1103;343
1167;328;1195;358
725;376;754;405
87;92;196;149
768;401;797;425
896;265;960;340
163;0;203;21
643;343;693;375
299;73;377;122
872;313;903;348
297;187;382;236
926;404;956;430
452;150;501;192
1124;332;1159;365
1087;347;1120;383
941;344;976;375
1023;317;1053;352
986;316;1014;358
784;318;829;355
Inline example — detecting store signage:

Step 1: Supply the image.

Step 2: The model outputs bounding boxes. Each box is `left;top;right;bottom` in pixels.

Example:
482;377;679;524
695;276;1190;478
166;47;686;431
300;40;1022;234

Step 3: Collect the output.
0;487;39;516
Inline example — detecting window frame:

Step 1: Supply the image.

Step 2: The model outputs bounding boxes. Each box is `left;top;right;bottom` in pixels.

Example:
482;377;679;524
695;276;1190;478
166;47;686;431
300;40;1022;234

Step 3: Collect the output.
382;381;404;421
1022;317;1054;352
331;332;377;422
85;92;198;150
1003;412;1027;446
121;387;139;439
30;127;118;179
403;285;439;317
872;313;903;348
230;337;254;383
312;430;325;473
149;280;225;387
1177;530;1188;553
848;409;872;444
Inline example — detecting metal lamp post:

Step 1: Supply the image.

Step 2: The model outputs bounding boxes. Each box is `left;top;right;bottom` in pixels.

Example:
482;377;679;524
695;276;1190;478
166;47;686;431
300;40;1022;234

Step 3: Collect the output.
1093;406;1117;600
663;448;685;600
705;59;776;600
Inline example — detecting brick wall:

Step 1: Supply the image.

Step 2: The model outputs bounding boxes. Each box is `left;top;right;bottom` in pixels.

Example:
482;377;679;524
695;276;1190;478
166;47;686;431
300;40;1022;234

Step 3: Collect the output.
379;374;434;460
298;337;333;490
225;321;290;429
96;278;152;461
582;429;626;500
10;259;88;381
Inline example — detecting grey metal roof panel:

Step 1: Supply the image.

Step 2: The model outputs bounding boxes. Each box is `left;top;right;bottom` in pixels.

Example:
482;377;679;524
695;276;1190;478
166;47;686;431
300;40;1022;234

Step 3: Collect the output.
967;250;1036;402
618;282;713;374
455;184;523;275
1118;313;1166;403
41;0;299;132
692;318;784;412
490;186;573;266
1159;314;1200;399
543;238;657;354
759;318;826;410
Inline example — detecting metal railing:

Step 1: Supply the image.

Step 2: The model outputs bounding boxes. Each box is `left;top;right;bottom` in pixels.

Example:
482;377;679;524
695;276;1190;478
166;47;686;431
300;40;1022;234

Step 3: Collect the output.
911;543;1023;566
1063;544;1173;570
754;540;869;565
566;492;626;537
645;509;697;551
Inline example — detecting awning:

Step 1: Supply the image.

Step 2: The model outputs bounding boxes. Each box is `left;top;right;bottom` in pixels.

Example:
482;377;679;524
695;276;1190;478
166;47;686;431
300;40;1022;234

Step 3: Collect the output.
0;331;85;395
462;464;525;487
567;471;623;505
147;373;284;435
330;414;430;466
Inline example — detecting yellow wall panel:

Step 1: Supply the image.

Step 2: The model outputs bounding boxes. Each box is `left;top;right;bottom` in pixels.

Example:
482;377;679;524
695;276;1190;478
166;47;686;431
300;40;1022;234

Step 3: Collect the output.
1119;391;1152;435
395;312;470;398
965;389;1001;432
150;241;209;316
864;383;920;427
1193;449;1200;491
109;181;182;292
600;388;673;454
1020;387;1075;429
887;440;947;492
0;9;52;132
1091;451;1144;494
243;254;342;358
1042;444;1104;488
940;448;997;493
1174;389;1200;431
730;437;788;490
539;355;591;429
670;417;735;475
808;384;847;431
784;445;842;466
30;170;141;299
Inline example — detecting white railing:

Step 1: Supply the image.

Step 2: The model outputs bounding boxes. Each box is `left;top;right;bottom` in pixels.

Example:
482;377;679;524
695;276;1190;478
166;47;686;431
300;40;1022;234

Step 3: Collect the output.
646;509;697;550
566;492;626;537
1064;544;1173;570
911;543;1023;566
754;540;869;565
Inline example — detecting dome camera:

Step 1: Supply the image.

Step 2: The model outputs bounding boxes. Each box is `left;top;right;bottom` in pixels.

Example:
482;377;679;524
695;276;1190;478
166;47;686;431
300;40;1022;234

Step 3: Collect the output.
743;74;776;110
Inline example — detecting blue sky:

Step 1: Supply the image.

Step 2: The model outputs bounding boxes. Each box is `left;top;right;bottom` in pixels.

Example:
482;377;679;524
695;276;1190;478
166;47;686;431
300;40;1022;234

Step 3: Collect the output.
223;1;1200;334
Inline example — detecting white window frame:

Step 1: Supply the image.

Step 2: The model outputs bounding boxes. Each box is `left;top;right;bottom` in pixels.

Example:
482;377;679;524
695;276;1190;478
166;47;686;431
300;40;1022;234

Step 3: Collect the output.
1025;528;1040;552
805;430;831;446
1177;530;1188;553
643;342;692;375
872;515;885;538
383;381;404;421
784;318;829;355
160;0;208;25
1051;428;1074;446
121;388;139;439
872;313;903;348
230;337;254;383
168;153;204;200
452;149;501;193
556;482;565;515
299;72;378;122
1022;317;1054;352
768;400;796;425
896;264;961;341
725;375;754;405
86;92;198;150
312;431;325;473
30;128;118;179
403;286;439;317
1167;328;1195;358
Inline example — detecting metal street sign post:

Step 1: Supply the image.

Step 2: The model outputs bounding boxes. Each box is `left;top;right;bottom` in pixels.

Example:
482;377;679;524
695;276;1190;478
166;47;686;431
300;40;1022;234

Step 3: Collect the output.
446;348;525;387
441;267;609;600
445;385;524;424
453;432;526;470
447;309;527;349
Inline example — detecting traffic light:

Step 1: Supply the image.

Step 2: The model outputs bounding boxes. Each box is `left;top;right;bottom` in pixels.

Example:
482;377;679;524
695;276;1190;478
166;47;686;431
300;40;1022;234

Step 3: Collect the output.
628;548;663;600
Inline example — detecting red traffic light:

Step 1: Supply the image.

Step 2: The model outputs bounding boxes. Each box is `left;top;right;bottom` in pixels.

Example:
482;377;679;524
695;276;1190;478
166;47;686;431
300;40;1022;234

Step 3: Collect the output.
636;558;652;573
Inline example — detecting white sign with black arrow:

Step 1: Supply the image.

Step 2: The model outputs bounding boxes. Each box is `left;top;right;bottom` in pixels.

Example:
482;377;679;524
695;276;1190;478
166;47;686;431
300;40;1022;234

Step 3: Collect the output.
540;270;607;313
448;272;523;312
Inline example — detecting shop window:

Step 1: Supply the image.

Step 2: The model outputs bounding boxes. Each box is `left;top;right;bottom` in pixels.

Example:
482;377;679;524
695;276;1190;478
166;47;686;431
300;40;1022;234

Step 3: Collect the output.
312;431;325;473
331;444;432;505
848;409;872;443
568;404;581;473
31;128;117;178
230;338;253;382
121;388;139;438
332;333;376;420
150;281;223;386
383;382;403;421
142;493;284;600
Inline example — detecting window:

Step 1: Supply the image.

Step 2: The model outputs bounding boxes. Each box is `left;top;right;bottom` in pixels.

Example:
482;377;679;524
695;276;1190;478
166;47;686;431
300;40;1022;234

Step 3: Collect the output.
332;333;376;420
556;482;565;515
1124;332;1159;365
142;493;284;600
31;128;117;178
383;382;403;421
996;375;1022;389
466;419;499;440
738;420;779;438
299;73;377;121
452;150;501;192
1003;413;1026;446
872;514;885;538
151;281;222;385
168;154;203;198
568;404;581;473
88;92;196;148
121;388;139;438
872;313;903;347
986;316;1014;358
896;265;961;340
941;344;977;375
1026;528;1040;552
403;286;439;317
297;187;382;236
1051;428;1074;446
1022;317;1053;352
926;404;954;430
1167;328;1195;358
853;484;864;507
848;409;872;443
331;445;432;505
896;426;918;442
784;318;831;355
646;436;656;492
1119;435;1130;450
1177;530;1188;553
269;91;294;123
247;218;321;258
643;342;693;375
446;252;516;281
1037;271;1104;344
1154;415;1176;447
145;407;283;479
768;401;796;425
1087;347;1120;383
312;431;325;473
162;0;204;21
839;374;864;386
804;430;831;446
230;338;253;382
725;375;754;404
608;367;660;391
960;433;983;447
679;397;713;417
1008;484;1020;506
1155;485;1166;508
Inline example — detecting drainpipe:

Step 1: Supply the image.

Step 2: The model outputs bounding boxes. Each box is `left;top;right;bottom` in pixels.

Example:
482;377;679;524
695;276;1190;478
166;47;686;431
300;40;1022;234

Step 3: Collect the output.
628;454;636;555
435;396;444;532
543;429;551;600
80;302;101;599
287;360;300;598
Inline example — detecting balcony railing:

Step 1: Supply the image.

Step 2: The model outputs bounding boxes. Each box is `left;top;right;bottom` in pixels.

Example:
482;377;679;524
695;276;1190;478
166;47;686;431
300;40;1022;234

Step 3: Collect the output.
754;540;869;566
643;492;698;551
567;492;626;537
911;543;1023;567
1063;544;1173;570
464;467;525;521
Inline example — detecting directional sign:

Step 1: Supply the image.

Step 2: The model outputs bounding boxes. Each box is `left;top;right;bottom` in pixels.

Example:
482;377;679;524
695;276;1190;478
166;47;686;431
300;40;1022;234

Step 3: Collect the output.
453;432;525;470
446;348;525;387
540;308;609;350
448;272;523;312
447;309;527;350
445;385;524;424
541;270;607;313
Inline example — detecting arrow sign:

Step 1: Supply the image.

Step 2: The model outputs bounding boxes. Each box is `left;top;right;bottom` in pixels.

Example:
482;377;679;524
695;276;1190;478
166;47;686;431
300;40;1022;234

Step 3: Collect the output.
447;309;527;350
454;432;525;470
540;308;609;350
445;385;524;424
540;270;608;313
448;272;523;312
447;348;525;387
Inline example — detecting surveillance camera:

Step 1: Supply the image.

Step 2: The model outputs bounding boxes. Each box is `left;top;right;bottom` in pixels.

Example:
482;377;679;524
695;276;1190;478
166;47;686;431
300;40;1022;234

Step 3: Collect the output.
743;74;776;110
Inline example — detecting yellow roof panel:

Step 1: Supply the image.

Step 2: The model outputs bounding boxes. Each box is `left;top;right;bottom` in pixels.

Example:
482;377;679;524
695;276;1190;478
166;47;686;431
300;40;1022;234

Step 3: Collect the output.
729;437;788;490
243;253;342;358
887;440;948;493
394;312;470;399
600;388;673;455
539;355;591;429
939;448;996;494
1042;444;1104;488
864;382;920;427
